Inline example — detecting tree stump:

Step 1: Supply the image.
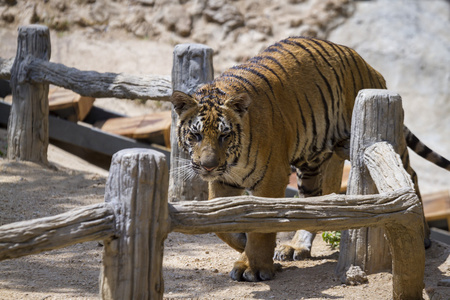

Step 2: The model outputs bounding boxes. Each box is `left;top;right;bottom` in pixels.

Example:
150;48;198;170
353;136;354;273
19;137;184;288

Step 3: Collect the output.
169;44;214;202
7;25;50;164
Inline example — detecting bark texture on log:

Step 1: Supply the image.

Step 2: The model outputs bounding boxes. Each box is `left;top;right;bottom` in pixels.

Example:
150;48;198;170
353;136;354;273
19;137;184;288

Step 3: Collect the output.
337;89;404;276
169;44;213;202
101;148;170;300
0;203;115;261
23;58;172;101
169;188;417;234
7;25;50;164
364;142;425;300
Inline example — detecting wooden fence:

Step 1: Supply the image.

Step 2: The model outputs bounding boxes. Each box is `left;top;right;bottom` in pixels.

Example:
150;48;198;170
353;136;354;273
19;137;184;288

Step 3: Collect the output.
0;25;425;300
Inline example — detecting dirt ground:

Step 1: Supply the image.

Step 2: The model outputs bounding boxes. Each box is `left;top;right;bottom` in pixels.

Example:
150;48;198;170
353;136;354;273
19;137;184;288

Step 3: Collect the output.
0;127;449;299
0;1;449;297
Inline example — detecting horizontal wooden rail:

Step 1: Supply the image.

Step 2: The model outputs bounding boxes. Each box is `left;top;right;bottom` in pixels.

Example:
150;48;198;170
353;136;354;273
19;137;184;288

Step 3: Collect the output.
0;145;425;299
0;203;115;261
0;55;172;101
169;188;418;234
0;187;418;262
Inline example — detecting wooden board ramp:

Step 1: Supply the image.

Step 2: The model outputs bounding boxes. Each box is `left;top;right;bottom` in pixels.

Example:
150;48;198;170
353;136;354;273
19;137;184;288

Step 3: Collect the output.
47;87;171;148
423;190;450;229
3;86;95;122
48;87;95;122
95;111;171;148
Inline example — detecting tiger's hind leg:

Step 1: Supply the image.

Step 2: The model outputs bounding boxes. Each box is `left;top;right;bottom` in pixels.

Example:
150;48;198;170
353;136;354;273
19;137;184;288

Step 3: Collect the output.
274;153;345;261
273;164;322;261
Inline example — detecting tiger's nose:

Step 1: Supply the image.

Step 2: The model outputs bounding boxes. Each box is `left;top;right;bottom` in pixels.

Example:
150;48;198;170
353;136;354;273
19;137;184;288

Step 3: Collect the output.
202;165;217;172
200;154;219;172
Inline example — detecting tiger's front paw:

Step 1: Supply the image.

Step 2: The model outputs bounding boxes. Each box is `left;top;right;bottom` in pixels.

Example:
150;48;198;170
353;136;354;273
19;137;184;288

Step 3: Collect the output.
274;244;311;261
230;261;277;282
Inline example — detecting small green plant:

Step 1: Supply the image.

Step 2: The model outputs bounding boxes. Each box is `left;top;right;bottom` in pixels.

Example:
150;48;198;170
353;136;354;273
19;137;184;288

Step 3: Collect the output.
322;231;341;249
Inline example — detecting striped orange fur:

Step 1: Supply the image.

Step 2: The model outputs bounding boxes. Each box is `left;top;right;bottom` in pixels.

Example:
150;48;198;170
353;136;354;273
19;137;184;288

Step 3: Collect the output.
171;36;449;282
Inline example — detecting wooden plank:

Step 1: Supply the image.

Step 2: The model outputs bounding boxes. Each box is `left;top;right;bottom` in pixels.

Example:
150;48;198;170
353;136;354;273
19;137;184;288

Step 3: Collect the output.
136;112;171;141
0;102;170;164
48;87;76;110
430;227;450;245
48;87;95;121
49;117;170;162
422;190;450;222
83;106;126;124
96;111;171;147
96;115;144;137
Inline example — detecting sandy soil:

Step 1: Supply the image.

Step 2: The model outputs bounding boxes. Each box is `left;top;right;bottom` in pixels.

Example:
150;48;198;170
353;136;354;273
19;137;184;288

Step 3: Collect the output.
0;127;449;299
0;1;449;297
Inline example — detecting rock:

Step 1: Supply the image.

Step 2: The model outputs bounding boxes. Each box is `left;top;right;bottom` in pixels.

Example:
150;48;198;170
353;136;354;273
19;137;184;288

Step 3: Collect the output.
328;0;450;194
206;0;223;11
124;12;157;38
204;4;244;30
289;17;303;28
162;5;192;37
89;2;110;25
340;265;368;286
4;0;17;5
136;0;155;6
246;16;272;36
1;8;15;23
54;0;67;12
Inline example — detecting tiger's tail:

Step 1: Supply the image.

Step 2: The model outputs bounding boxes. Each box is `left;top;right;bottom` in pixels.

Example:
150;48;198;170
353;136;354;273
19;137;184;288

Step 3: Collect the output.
404;126;450;171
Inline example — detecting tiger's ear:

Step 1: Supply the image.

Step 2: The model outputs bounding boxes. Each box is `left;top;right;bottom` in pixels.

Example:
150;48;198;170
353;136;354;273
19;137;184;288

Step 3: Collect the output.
171;91;198;116
224;93;252;116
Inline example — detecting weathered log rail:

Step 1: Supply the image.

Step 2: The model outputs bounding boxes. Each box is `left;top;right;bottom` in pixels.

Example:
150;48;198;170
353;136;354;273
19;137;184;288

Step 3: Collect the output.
0;25;426;300
0;143;424;299
0;174;417;261
0;30;171;102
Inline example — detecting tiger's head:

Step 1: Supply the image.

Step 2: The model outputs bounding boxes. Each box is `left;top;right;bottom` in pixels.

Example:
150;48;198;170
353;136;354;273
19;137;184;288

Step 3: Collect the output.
171;85;251;182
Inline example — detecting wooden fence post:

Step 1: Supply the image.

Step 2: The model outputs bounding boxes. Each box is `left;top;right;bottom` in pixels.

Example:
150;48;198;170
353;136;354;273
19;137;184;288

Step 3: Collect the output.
7;25;50;164
169;44;214;202
364;142;425;300
101;148;170;300
336;89;408;278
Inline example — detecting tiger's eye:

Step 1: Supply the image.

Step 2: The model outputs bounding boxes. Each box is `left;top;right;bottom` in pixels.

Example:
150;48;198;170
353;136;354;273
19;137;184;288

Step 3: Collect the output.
219;133;230;143
193;132;203;142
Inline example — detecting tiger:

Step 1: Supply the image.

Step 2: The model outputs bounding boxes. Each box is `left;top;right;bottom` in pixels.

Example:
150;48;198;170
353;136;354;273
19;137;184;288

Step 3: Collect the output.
170;36;450;282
